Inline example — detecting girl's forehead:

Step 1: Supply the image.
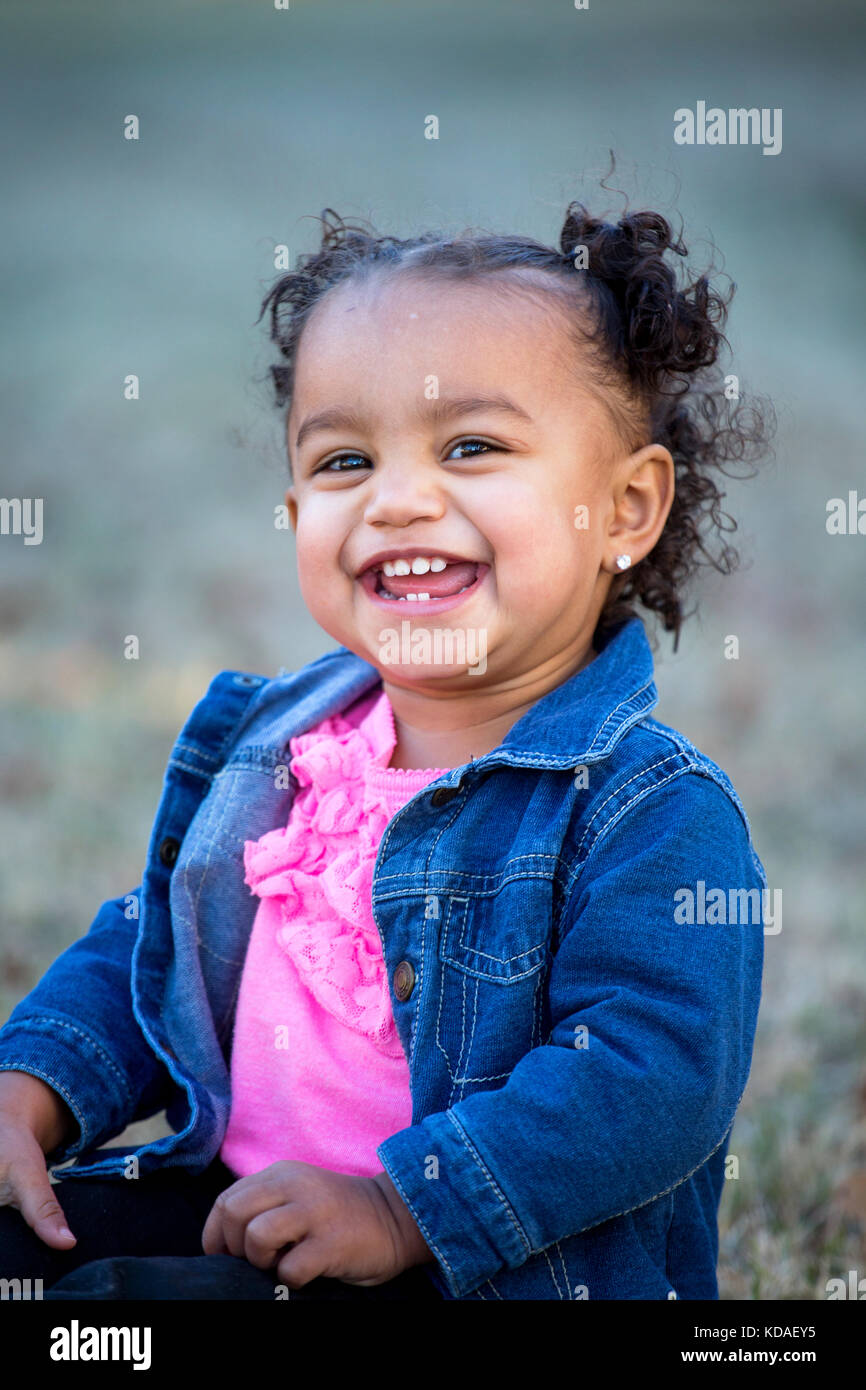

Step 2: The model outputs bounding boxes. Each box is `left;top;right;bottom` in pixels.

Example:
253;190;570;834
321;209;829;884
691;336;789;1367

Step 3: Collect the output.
312;266;569;334
297;268;579;377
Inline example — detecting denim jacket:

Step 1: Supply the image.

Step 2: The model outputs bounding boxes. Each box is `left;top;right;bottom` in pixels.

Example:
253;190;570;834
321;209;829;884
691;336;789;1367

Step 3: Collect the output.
0;616;766;1300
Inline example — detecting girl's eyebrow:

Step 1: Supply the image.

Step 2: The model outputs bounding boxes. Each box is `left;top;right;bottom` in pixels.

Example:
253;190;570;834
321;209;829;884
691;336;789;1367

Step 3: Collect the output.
294;393;534;451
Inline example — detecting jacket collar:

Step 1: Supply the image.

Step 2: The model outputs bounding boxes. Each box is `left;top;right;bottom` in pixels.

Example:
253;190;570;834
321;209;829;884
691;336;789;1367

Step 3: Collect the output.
237;615;656;775
336;615;658;774
496;615;657;768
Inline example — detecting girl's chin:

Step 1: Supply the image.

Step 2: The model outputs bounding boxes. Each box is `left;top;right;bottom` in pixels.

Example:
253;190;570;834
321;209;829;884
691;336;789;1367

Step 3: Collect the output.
371;660;489;686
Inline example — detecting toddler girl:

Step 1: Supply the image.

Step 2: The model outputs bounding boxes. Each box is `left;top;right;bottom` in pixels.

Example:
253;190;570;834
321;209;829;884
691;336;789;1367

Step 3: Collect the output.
0;197;773;1300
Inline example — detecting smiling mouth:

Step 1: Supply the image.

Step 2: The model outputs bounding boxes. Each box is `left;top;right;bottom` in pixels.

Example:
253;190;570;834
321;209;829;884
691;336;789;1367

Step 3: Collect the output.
360;559;482;601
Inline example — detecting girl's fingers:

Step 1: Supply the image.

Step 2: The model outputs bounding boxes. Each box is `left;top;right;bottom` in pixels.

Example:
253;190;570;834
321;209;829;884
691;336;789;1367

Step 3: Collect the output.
200;1204;228;1255
201;1187;253;1255
275;1236;326;1291
243;1205;307;1270
201;1176;296;1257
11;1162;76;1249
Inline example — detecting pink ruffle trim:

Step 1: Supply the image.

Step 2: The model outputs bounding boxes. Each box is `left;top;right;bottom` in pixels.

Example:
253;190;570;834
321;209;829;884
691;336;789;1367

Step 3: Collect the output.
242;690;448;1056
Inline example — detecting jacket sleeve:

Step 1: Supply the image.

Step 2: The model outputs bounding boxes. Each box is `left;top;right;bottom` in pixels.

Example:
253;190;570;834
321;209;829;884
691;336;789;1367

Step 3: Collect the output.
0;887;174;1166
376;771;766;1299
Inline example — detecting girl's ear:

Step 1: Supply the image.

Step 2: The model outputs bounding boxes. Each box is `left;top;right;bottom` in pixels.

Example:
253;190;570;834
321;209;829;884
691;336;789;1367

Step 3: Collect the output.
606;443;675;567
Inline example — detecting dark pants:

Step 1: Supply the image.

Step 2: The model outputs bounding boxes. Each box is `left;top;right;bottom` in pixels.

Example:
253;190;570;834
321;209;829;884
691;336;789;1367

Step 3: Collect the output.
0;1149;444;1301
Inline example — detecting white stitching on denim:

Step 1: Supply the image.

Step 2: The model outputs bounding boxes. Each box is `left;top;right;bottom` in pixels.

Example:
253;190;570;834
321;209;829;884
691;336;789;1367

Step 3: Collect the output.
434;926;452;1079
639;717;757;843
480;678;654;769
574;754;685;860
376;1154;458;1287
444;955;468;1106
435;905;512;1089
582;677;656;756
456;977;484;1100
167;759;215;780
0;1063;90;1152
565;768;690;903
435;890;549;979
446;1110;533;1259
456;973;471;1101
664;734;759;864
434;901;534;1088
455;906;547;968
541;1246;567;1299
481;1279;503;1299
374;856;569;891
9;1018;133;1101
552;1239;571;1298
187;678;268;769
173;741;221;764
566;764;752;908
446;952;546;980
589;766;686;845
434;1005;509;1081
211;744;283;778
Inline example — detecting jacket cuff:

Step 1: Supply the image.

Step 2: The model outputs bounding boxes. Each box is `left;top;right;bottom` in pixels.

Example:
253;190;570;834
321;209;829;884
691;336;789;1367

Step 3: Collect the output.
0;1017;136;1166
377;1108;533;1299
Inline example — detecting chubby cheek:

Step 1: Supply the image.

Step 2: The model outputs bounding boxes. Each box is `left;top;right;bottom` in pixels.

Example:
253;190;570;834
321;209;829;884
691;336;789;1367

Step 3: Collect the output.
498;559;587;620
293;525;350;628
492;506;591;612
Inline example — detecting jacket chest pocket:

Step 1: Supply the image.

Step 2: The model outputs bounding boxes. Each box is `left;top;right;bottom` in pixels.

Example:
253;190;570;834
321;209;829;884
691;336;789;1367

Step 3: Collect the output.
440;891;549;980
434;885;551;1104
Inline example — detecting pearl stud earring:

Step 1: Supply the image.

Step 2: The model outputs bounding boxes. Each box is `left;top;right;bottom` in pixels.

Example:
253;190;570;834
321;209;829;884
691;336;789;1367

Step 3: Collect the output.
615;554;632;571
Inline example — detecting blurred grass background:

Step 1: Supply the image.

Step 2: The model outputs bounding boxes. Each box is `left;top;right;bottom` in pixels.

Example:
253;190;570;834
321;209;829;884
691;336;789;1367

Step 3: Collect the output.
1;0;865;1298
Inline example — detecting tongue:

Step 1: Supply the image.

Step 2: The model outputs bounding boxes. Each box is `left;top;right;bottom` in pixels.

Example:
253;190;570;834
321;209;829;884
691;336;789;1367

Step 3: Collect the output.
380;561;478;598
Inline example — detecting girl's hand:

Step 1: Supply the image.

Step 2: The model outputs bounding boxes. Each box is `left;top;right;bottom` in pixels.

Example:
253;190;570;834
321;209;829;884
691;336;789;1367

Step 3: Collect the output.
200;1160;433;1289
0;1112;77;1250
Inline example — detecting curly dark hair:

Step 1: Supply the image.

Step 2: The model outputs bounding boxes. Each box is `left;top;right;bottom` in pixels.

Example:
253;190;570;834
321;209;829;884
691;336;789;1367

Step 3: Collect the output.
256;199;775;651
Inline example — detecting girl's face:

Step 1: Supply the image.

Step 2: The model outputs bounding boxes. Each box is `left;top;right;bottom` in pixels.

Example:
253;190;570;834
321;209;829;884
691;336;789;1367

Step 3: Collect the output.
284;269;670;688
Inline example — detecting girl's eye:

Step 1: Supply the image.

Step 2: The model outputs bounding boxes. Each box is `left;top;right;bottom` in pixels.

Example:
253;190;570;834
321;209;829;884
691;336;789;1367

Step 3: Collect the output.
314;439;499;474
315;452;370;475
446;438;495;459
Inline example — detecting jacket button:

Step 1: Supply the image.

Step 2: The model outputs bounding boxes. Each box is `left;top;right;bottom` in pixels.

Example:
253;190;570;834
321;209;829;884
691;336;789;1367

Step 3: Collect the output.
158;836;181;867
393;960;415;1002
431;784;460;807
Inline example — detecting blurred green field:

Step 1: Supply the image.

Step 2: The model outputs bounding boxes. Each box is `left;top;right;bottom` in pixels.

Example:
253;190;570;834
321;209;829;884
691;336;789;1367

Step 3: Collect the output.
2;0;865;1299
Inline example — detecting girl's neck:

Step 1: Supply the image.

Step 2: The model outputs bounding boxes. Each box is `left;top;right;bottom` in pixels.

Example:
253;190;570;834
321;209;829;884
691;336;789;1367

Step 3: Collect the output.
386;711;523;771
383;643;597;771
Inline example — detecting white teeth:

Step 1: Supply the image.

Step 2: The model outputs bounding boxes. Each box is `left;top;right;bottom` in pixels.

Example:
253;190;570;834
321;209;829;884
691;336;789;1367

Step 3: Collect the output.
381;555;452;577
379;585;467;602
373;551;478;602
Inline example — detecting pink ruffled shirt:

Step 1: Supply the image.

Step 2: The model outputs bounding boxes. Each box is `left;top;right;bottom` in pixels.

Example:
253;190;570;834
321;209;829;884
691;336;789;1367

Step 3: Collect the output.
219;687;449;1180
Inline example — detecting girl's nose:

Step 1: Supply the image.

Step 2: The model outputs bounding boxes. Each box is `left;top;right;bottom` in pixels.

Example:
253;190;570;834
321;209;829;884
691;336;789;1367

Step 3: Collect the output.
362;462;447;527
